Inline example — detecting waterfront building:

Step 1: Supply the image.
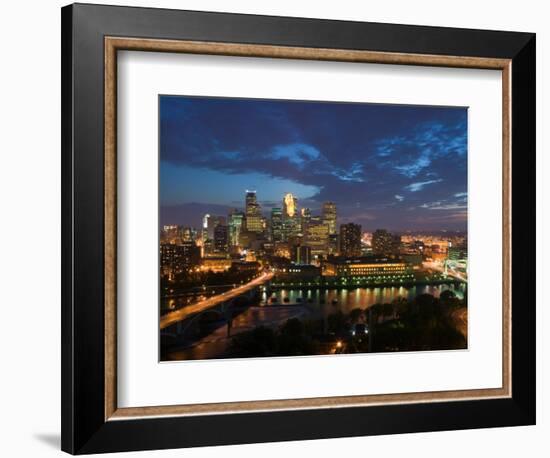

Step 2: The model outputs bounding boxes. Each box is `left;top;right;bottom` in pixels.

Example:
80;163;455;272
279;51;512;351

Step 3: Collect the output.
340;223;362;257
323;257;411;279
274;264;321;282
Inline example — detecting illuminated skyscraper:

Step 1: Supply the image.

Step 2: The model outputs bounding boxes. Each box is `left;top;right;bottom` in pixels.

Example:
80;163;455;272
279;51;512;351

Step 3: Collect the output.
228;210;244;247
271;207;283;242
282;193;299;240
283;193;297;218
245;190;260;216
322;202;337;235
340;223;362;257
244;190;263;233
304;216;330;258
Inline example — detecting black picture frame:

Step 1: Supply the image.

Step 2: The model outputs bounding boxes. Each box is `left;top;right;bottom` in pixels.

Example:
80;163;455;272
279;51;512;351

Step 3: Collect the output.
61;3;535;454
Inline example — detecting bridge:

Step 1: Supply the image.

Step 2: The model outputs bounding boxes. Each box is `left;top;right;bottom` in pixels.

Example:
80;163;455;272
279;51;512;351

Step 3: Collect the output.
160;271;274;331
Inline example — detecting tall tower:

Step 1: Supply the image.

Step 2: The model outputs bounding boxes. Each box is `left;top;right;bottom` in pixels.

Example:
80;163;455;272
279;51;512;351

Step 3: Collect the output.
244;190;263;233
282;193;299;240
245;190;260;217
340;223;362;257
300;207;311;234
283;193;297;218
271;207;283;242
322;202;337;235
228;210;244;247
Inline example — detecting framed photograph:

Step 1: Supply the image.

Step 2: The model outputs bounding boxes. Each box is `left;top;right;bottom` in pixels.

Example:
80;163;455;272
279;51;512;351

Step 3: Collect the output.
61;3;536;454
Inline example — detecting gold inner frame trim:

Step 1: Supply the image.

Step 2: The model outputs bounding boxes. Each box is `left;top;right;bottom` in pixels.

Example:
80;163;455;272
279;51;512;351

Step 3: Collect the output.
104;36;512;421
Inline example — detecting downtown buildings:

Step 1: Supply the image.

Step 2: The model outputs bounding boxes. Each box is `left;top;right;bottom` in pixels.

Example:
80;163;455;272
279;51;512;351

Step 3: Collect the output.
160;188;467;285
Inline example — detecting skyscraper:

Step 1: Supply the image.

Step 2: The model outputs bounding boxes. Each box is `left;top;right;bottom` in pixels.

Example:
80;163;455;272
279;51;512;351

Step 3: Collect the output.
214;224;229;254
300;207;311;232
304;216;330;258
282;193;299;240
271;207;283;242
203;214;226;240
283;193;297;218
292;245;312;265
340;223;362;257
244;190;263;233
245;190;260;216
228;210;244;247
372;229;401;256
322;202;337;235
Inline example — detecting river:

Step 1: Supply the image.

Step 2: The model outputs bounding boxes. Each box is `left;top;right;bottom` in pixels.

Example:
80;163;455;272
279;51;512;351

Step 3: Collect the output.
163;283;466;361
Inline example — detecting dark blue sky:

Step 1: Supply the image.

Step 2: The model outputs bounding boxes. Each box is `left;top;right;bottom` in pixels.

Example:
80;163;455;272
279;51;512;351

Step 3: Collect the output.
160;95;467;231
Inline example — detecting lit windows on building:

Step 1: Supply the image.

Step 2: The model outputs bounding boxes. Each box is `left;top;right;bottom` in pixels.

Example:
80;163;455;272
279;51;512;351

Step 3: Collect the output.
160;242;201;278
228;211;244;247
304;219;330;257
322;201;337;235
271;207;283;242
323;257;411;279
292;245;312;265
340;223;362;257
200;257;232;273
372;229;401;256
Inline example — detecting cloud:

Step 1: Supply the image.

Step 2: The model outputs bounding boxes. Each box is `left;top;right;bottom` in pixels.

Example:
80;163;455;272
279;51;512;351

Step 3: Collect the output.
376;120;467;178
404;179;443;192
159;96;468;229
420;199;467;210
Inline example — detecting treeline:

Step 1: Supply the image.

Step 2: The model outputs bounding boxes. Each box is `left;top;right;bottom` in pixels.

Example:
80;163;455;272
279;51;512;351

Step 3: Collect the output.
228;290;467;357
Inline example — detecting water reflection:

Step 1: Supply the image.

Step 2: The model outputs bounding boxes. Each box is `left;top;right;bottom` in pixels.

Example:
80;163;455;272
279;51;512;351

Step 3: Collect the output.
262;283;465;315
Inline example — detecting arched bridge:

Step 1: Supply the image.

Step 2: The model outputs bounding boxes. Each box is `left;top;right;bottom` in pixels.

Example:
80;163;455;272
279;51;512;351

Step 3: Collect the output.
160;271;274;335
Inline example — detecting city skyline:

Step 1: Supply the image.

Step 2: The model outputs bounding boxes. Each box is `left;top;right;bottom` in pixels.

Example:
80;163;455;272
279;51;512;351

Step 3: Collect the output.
160;95;467;231
159;95;468;361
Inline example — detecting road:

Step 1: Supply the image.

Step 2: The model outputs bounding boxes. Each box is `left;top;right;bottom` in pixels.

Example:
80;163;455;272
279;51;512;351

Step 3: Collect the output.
160;271;274;330
164;304;308;360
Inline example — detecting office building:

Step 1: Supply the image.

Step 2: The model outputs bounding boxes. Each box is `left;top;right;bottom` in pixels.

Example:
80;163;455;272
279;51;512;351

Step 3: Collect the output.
322;202;337;235
372;229;401;256
340;223;362;257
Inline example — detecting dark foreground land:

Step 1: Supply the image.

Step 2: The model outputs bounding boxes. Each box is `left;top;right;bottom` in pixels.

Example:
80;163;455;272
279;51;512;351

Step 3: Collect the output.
162;290;467;360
